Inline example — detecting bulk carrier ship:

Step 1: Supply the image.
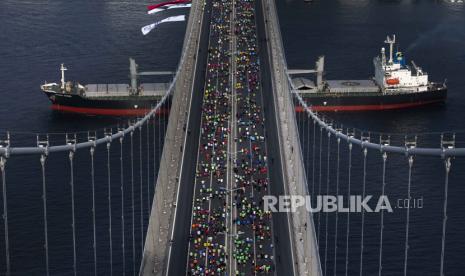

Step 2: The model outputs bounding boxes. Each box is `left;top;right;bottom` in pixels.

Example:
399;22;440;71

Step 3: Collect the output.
293;35;447;111
40;59;172;116
41;35;446;115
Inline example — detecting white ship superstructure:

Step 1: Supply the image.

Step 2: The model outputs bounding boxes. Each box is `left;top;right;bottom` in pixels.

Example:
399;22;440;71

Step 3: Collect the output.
374;35;429;93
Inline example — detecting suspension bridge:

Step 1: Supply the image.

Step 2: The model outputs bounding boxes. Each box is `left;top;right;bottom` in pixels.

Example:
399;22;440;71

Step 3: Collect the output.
1;0;464;275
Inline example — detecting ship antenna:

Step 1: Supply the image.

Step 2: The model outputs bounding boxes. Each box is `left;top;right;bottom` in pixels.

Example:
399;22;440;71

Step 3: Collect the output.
384;35;396;64
60;63;68;90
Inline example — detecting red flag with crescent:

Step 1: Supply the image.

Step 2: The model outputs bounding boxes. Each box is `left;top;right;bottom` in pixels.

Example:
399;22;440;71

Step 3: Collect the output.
147;0;191;14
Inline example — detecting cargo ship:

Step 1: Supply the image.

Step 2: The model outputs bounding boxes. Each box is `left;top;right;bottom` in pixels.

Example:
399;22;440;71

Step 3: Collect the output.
40;59;172;116
293;35;447;112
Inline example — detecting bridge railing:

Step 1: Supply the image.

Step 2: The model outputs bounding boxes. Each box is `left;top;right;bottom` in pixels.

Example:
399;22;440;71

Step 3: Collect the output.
140;0;206;274
261;0;323;275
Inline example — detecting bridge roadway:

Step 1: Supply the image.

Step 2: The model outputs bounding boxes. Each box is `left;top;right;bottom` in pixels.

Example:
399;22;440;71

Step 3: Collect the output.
165;0;295;275
142;0;315;274
186;0;232;274
227;0;276;274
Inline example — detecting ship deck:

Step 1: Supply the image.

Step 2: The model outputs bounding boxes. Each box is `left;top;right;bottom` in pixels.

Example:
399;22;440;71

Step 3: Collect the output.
84;82;170;98
326;79;380;93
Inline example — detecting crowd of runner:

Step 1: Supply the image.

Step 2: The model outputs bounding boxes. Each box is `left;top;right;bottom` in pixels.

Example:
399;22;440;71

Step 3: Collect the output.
232;0;274;273
187;0;274;274
187;0;232;274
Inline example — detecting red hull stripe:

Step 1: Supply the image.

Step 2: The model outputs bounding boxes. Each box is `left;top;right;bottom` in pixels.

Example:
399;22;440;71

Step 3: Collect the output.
295;100;444;112
51;104;169;116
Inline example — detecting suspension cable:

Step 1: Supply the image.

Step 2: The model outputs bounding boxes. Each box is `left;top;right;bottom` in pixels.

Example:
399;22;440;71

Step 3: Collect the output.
378;152;387;276
359;147;368;276
159;111;163;173
307;114;311;176
153;115;157;201
90;142;97;276
318;126;323;240
105;138;113;276
130;129;135;276
403;155;414;276
312;119;316;197
40;153;50;276
440;157;451;276
37;134;49;276
146;118;151;227
301;108;306;155
324;130;331;276
345;141;353;276
119;135;126;276
68;148;77;276
300;108;305;152
139;126;144;253
1;155;10;276
333;136;341;276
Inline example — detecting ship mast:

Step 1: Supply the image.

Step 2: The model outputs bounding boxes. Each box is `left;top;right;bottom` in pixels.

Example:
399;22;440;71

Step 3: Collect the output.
129;58;138;94
60;63;68;90
384;35;396;64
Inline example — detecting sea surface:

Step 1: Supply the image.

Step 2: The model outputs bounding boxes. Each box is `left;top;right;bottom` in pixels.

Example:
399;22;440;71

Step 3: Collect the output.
0;1;181;275
278;1;465;275
0;0;464;275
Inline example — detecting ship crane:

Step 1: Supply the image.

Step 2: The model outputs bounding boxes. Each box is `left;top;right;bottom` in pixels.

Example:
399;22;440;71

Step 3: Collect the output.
288;56;325;90
410;61;424;76
129;58;175;95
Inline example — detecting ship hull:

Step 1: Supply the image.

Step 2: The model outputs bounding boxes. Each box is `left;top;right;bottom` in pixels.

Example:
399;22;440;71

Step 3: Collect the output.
296;87;447;112
44;91;169;116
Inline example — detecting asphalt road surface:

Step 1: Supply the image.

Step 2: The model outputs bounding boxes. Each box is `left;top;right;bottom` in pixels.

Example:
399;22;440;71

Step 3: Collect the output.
169;0;294;274
255;0;295;274
166;0;214;274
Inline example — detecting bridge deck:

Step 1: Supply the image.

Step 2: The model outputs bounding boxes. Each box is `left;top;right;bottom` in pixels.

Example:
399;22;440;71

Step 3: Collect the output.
185;0;275;274
186;0;232;273
143;0;316;274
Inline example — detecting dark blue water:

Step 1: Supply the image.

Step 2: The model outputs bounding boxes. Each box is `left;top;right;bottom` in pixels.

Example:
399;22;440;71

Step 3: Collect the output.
0;1;184;275
278;1;465;275
278;0;465;134
0;0;186;133
0;0;464;275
